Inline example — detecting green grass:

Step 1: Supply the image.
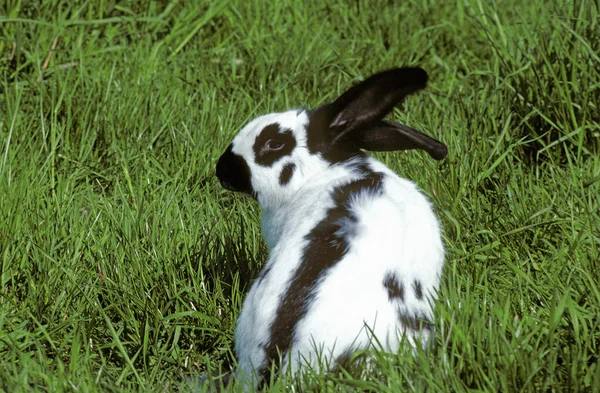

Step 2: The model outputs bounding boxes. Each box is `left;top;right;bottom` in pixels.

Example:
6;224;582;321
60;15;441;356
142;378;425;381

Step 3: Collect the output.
1;0;599;391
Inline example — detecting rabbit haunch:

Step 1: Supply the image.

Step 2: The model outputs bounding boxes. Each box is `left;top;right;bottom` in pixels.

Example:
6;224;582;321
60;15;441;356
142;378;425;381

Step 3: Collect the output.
215;67;447;385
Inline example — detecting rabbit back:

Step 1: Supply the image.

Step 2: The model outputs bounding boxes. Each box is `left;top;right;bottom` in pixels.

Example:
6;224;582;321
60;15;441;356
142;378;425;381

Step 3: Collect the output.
235;156;443;379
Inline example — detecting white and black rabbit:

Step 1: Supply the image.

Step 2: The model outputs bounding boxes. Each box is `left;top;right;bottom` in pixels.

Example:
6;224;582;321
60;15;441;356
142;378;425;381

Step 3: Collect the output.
216;67;447;387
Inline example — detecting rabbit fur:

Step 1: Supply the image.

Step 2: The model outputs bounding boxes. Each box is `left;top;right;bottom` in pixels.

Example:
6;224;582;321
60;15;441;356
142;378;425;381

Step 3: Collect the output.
215;67;447;387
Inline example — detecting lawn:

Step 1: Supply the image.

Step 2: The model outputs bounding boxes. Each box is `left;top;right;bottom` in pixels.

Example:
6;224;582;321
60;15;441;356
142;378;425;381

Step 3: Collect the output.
1;1;599;392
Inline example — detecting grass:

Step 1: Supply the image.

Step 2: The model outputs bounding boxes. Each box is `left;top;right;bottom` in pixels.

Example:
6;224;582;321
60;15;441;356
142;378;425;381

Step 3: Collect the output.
1;0;599;391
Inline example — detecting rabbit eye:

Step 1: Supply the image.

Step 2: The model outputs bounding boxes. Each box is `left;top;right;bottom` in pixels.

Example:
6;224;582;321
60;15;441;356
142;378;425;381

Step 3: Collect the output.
265;139;285;151
253;123;296;166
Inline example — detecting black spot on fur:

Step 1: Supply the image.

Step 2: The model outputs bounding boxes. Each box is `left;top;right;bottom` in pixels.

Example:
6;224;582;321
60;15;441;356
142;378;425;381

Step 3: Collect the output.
279;163;295;185
262;170;384;374
383;272;404;301
413;280;423;300
254;124;296;167
216;144;255;196
399;313;434;332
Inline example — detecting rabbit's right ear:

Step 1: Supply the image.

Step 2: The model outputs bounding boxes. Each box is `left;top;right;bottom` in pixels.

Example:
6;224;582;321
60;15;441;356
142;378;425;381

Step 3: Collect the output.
307;67;446;161
342;120;448;160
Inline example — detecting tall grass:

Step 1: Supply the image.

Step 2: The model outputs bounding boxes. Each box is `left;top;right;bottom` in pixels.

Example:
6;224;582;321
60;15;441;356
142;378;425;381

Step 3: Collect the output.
1;1;599;391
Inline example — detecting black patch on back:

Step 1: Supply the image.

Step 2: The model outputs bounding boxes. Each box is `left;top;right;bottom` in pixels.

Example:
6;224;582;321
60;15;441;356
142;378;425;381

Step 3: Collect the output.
279;163;295;185
383;272;404;302
260;169;384;377
254;123;296;167
216;144;255;197
413;280;423;300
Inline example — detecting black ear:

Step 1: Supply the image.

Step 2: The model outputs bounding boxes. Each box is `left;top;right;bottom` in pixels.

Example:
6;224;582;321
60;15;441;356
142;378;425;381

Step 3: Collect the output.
340;120;448;160
328;67;427;131
308;67;445;161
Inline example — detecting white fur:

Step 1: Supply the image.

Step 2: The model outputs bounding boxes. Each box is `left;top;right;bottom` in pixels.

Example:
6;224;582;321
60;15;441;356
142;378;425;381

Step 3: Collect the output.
227;109;444;385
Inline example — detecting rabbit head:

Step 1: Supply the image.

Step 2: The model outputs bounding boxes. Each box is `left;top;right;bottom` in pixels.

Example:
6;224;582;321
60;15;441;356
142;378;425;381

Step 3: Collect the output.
216;67;447;211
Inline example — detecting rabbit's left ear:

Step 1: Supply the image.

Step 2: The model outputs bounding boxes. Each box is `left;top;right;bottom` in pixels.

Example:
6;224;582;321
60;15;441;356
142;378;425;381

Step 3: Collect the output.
308;67;447;160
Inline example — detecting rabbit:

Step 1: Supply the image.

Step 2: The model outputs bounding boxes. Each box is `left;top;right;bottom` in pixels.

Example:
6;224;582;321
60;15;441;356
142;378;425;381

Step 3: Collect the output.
215;67;447;388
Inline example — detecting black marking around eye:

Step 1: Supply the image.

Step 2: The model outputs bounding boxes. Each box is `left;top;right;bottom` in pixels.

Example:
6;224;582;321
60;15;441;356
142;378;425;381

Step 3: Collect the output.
261;169;384;372
413;280;423;300
279;163;296;185
254;123;296;167
383;272;404;302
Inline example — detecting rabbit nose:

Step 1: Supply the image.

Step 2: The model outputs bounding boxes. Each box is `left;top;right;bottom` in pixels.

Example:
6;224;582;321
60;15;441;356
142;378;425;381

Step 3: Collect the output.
216;144;254;195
